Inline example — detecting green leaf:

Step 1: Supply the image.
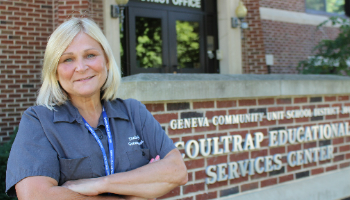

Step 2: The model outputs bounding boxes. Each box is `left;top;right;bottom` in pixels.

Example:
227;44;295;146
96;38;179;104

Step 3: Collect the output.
298;16;350;75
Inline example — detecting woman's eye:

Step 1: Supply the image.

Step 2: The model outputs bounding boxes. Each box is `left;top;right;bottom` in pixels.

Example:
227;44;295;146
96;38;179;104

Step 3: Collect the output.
87;54;95;58
63;58;73;62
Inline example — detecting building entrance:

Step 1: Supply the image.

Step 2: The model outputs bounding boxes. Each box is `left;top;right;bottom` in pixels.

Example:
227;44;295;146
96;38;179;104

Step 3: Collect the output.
122;0;218;75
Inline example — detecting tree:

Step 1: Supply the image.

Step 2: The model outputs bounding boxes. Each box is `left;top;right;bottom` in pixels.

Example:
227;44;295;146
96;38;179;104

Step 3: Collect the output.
298;16;350;75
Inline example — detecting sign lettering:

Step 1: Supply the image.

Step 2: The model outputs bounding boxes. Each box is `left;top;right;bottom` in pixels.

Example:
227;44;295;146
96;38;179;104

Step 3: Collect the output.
172;106;350;184
139;0;201;9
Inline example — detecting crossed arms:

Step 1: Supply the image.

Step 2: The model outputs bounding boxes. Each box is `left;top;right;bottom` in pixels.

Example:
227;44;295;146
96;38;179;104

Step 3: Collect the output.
15;149;187;200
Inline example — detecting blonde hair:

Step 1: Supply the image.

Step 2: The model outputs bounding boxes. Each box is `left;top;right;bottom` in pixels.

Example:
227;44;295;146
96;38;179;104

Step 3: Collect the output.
36;18;121;110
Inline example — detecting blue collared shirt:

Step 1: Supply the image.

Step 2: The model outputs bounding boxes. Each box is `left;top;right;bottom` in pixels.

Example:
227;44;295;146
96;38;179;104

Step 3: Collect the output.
6;98;175;197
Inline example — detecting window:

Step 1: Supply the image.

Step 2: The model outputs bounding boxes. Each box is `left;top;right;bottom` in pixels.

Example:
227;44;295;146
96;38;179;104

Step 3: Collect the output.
306;0;344;15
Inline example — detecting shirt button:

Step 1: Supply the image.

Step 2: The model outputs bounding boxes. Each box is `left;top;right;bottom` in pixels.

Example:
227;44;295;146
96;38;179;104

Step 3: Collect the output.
142;151;145;156
99;135;103;139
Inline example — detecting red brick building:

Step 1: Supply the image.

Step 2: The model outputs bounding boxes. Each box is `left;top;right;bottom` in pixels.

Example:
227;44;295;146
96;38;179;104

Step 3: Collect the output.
1;0;350;199
0;0;342;140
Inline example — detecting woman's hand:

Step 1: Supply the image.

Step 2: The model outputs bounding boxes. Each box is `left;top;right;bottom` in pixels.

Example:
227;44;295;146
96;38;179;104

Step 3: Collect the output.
62;177;103;196
149;155;160;163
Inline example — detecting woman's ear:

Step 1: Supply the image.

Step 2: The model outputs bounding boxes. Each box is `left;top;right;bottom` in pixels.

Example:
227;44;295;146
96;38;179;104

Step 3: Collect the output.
56;71;59;82
105;55;109;70
102;49;109;67
103;62;109;75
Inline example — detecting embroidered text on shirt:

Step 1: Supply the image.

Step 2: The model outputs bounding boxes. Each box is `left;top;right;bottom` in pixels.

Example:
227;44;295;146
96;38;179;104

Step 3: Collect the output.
129;135;140;141
128;140;144;146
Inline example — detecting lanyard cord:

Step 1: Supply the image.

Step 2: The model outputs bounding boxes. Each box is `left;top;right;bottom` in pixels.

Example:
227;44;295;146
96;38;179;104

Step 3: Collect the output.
82;106;115;176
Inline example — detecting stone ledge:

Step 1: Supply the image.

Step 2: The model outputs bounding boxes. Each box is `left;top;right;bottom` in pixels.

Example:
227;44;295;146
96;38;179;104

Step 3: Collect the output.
116;74;350;102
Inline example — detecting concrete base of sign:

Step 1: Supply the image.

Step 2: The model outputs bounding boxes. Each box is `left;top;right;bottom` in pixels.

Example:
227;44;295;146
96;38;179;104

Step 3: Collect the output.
221;167;350;200
117;74;350;102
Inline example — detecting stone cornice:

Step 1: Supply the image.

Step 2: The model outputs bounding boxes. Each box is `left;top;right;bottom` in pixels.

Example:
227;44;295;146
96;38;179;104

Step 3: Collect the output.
117;74;350;102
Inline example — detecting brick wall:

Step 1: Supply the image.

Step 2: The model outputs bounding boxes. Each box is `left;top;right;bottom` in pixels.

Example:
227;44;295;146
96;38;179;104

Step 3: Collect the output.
0;0;53;141
262;20;339;74
241;0;268;74
245;0;341;74
53;0;103;30
0;0;344;142
145;95;350;199
257;0;340;74
260;0;305;12
90;0;103;30
0;0;103;142
53;0;90;29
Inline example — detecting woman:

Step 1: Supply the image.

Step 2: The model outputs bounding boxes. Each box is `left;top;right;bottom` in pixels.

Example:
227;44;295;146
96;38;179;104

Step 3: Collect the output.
6;18;187;199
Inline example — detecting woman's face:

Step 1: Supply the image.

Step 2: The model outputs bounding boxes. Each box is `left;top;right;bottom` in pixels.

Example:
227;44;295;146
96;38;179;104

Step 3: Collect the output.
57;32;108;101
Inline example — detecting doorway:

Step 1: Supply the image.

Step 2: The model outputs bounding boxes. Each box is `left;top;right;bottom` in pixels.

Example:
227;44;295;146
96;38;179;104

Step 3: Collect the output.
122;0;218;75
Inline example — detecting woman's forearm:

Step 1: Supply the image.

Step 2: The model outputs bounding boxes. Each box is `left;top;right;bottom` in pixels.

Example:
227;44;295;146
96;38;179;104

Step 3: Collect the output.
45;186;123;200
15;176;123;200
99;149;188;198
20;186;123;200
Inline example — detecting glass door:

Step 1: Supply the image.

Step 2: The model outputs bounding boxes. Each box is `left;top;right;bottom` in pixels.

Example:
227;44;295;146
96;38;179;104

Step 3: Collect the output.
128;8;205;74
168;12;204;73
129;8;168;74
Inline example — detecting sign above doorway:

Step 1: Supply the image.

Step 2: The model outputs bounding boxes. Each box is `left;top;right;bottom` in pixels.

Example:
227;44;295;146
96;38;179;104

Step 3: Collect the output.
137;0;201;9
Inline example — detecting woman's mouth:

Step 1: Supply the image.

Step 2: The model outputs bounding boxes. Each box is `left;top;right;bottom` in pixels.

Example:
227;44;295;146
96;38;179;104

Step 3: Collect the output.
76;76;95;82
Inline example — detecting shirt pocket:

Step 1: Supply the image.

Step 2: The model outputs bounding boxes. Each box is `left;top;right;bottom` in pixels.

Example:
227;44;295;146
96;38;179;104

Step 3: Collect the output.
126;149;150;171
58;156;93;185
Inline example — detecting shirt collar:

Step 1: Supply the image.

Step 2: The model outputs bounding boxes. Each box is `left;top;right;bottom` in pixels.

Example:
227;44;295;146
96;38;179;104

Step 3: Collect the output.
53;99;129;123
103;99;129;121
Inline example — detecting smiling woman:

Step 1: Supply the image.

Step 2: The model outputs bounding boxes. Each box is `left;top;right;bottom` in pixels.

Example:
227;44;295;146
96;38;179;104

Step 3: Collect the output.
56;32;110;128
5;18;187;200
57;32;109;120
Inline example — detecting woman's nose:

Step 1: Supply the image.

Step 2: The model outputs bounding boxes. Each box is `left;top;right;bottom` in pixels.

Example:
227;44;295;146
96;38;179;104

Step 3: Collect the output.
75;59;87;72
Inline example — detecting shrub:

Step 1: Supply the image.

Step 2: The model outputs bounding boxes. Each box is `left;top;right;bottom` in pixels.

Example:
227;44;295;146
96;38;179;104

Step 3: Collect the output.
298;16;350;75
0;127;18;200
